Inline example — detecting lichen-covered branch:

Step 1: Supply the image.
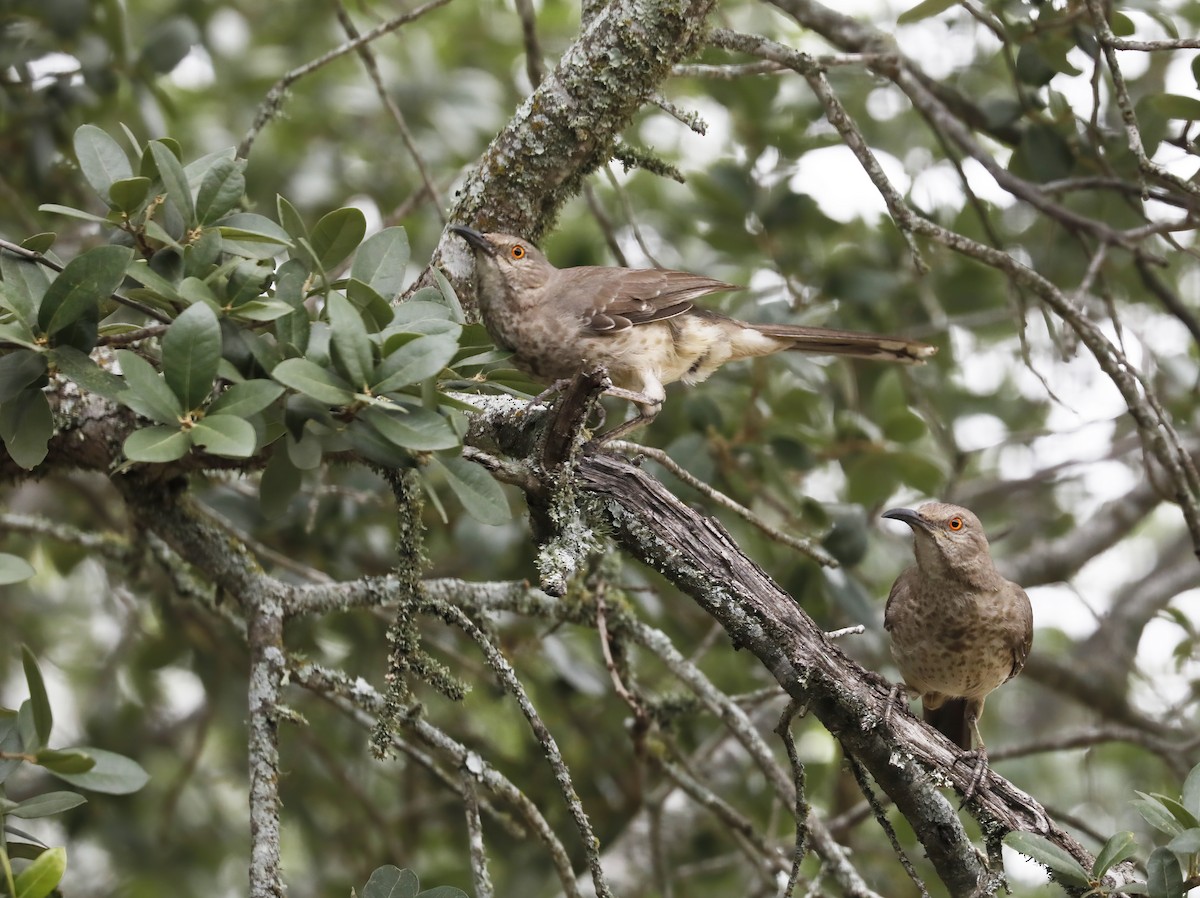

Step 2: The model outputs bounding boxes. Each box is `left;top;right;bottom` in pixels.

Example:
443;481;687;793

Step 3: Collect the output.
436;0;719;305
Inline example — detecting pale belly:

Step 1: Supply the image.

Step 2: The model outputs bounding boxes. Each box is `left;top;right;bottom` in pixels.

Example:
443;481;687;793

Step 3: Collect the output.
889;597;1016;702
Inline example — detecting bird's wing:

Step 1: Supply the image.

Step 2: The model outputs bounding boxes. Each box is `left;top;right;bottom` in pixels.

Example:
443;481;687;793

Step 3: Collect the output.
1005;582;1034;681
883;568;917;632
555;267;738;334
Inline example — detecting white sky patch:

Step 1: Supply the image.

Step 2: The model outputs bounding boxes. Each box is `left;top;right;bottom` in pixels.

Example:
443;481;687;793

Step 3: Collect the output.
155;667;208;722
953;413;1008;452
639;100;733;171
24;52;81;89
170;46;215;90
789;145;909;222
207;7;252;56
1134;593;1200;712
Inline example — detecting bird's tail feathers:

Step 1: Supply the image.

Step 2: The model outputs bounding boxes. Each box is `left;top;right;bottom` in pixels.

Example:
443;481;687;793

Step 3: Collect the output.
924;698;973;750
748;323;936;364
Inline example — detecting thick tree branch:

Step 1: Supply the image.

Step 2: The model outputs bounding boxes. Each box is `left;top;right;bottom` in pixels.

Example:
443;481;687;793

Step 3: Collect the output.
435;0;719;307
544;449;1132;896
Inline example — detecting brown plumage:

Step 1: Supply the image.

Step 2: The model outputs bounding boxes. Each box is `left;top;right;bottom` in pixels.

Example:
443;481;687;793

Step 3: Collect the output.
451;226;936;440
883;502;1033;799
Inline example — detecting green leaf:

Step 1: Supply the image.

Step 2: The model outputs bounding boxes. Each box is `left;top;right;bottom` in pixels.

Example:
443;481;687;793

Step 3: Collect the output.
195;156;246;224
1003;832;1090;887
8;791;86;819
1149;793;1200;830
1165;828;1200;855
139;15;200;74
123;426;189;462
38;203;115;226
1;249;49;311
0;390;53;469
21;647;52;749
150;140;196;225
216;213;293;245
0;270;41;330
73;124;132;203
191;414;257;458
1111;11;1136;36
33;748;96;774
1093;830;1138;878
361;405;459;452
0;350;48;404
373;332;459;393
1146;846;1184;898
37;245;133;340
108;176;151;213
162;302;222;410
391;299;454;326
48;746;149;794
1148;93;1200;121
208;380;284;417
276;195;309;245
351;227;410;300
1134;793;1188;838
229;299;297;322
433;454;509;525
0;713;23;784
143;219;184;251
430;269;466;324
115;350;183;424
363;865;420;898
20;233;56;254
271;358;356;405
897;0;956;25
1182;762;1200;820
1010;124;1074;183
310;206;366;272
346;279;396;332
260;450;302;518
273;259;311;353
327;292;375;390
346;419;414;467
125;259;182;303
0;553;35;585
13;845;65;898
894;451;944;494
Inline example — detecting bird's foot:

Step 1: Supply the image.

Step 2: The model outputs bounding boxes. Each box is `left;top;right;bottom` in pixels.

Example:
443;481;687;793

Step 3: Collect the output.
955;745;990;804
882;682;910;728
528;379;573;408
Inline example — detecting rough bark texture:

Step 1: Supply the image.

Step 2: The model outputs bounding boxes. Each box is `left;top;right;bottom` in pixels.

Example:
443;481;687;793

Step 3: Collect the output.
437;0;719;310
570;450;1113;896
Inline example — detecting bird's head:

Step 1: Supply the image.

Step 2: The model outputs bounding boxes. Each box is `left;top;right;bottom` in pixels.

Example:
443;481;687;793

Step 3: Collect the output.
450;226;554;299
882;502;996;583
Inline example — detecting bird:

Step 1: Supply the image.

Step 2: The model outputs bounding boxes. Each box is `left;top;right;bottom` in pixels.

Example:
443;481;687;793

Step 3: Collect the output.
882;502;1033;800
450;225;937;442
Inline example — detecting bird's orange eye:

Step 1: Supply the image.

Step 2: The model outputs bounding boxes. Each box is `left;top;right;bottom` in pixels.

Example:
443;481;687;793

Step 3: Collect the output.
511;245;526;260
948;517;964;531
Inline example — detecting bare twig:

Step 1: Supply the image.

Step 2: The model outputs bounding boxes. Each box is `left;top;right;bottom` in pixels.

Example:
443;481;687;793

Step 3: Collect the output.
607;440;836;565
239;0;456;157
334;2;446;224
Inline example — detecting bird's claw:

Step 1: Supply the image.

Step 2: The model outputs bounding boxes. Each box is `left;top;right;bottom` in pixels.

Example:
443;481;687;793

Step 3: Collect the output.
882;682;909;728
955;746;990;804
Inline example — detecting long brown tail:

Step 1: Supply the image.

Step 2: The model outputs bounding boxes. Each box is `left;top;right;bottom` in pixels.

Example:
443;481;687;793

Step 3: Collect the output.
750;323;936;364
924;698;972;750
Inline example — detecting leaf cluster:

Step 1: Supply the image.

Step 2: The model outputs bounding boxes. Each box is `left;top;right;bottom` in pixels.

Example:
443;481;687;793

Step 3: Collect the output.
0;125;509;524
1;647;147;898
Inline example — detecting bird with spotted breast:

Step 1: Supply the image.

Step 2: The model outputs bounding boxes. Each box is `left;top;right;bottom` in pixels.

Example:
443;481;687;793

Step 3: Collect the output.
450;226;937;442
882;502;1033;800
